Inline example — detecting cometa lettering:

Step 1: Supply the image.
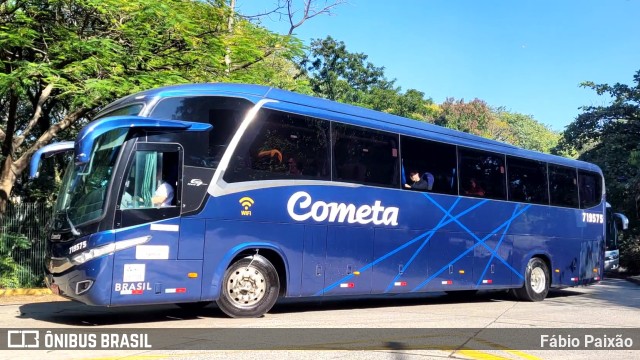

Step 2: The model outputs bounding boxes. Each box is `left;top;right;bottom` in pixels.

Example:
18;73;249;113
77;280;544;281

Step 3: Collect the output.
287;191;399;226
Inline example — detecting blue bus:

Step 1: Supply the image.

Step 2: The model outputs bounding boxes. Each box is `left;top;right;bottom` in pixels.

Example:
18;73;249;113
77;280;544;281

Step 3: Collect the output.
32;83;606;318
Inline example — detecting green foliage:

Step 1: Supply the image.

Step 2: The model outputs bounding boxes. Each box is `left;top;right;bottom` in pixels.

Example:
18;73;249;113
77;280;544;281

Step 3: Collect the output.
563;71;640;152
496;110;560;153
436;98;494;136
0;232;35;288
561;69;640;273
619;236;640;275
1;0;309;202
301;37;558;150
300;36;436;121
0;203;51;288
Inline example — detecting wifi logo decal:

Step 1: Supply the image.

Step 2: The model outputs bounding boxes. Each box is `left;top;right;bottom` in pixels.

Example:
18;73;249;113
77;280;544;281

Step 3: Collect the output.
239;197;254;216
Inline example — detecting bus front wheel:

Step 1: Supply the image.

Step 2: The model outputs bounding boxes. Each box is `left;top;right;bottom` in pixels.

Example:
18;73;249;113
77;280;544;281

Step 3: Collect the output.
514;257;549;302
217;255;280;318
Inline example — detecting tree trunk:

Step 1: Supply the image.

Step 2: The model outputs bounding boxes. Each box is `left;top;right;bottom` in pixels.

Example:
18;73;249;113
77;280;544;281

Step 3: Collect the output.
0;156;16;215
0;107;89;216
224;0;236;73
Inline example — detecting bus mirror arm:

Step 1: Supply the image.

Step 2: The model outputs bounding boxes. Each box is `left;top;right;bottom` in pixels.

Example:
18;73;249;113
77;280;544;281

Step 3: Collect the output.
29;141;75;179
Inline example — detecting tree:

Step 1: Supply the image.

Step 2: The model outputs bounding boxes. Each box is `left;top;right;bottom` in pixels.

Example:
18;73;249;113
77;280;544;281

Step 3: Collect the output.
238;0;346;36
0;0;307;213
561;70;640;273
496;110;560;153
436;98;496;137
229;0;346;79
300;36;390;103
562;71;640;151
299;36;438;121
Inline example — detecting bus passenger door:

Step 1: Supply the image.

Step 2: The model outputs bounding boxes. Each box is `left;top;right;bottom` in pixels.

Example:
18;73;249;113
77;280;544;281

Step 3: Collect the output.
324;226;373;295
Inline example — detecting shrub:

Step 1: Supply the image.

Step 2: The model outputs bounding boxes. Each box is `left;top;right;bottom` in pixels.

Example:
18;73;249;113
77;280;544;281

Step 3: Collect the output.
619;235;640;275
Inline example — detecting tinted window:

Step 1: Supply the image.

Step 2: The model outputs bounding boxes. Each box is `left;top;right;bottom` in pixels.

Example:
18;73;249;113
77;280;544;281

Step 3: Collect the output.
507;157;549;205
578;170;602;208
97;104;143;118
458;148;506;200
400;135;457;194
549;165;578;208
333;123;399;188
150;96;253;168
120;150;180;209
224;109;330;182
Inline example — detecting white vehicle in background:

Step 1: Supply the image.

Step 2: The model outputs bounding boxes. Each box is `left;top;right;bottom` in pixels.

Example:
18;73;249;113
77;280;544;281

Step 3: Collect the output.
605;203;629;272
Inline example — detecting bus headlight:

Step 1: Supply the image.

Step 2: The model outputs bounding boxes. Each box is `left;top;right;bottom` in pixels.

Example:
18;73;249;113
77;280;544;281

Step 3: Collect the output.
70;236;151;265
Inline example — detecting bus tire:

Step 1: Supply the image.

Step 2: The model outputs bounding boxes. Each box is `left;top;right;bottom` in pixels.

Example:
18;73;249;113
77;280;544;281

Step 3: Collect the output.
514;257;549;302
216;255;280;318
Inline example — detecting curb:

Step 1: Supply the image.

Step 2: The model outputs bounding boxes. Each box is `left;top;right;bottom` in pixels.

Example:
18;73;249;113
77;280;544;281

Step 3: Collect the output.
0;288;53;297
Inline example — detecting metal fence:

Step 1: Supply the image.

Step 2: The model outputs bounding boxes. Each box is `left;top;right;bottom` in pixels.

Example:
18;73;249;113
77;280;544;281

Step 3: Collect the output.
0;202;51;288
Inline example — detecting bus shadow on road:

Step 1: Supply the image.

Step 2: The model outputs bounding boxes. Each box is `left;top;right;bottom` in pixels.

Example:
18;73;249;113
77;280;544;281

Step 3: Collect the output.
17;301;228;326
16;288;585;326
269;289;586;314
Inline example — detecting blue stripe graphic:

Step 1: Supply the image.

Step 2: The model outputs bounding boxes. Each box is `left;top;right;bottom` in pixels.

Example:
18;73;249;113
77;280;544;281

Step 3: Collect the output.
475;204;521;288
384;198;461;293
316;198;489;295
411;202;530;292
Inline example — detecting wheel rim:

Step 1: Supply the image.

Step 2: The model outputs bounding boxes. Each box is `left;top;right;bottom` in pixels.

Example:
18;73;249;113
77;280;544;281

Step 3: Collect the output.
530;267;546;293
227;265;267;307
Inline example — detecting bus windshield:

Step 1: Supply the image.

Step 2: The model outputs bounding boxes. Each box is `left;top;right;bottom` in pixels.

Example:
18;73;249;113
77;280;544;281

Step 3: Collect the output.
54;128;128;229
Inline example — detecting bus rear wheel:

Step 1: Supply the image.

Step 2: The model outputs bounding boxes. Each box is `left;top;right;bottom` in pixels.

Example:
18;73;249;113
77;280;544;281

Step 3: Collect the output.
216;255;280;318
514;257;549;302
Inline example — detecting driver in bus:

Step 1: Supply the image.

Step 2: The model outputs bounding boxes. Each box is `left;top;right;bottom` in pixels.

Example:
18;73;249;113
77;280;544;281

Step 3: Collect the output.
151;170;174;207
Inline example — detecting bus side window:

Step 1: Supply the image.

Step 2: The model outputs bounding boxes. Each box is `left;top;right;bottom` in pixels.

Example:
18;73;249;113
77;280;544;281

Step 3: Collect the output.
507;156;549;205
149;96;253;168
578;170;602;208
120;150;180;209
223;109;330;183
333;123;399;188
458;148;507;200
549;165;579;208
400;135;457;195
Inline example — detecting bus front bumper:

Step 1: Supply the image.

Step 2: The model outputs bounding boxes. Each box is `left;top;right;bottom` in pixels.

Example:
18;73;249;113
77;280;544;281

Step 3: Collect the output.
44;254;114;306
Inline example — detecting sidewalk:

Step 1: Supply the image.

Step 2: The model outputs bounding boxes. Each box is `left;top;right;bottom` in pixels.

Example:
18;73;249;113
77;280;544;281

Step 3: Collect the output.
0;288;52;296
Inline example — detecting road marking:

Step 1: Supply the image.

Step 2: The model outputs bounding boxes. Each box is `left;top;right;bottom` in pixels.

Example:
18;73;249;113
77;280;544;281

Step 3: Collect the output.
83;355;183;360
457;349;542;360
504;349;542;360
457;350;512;359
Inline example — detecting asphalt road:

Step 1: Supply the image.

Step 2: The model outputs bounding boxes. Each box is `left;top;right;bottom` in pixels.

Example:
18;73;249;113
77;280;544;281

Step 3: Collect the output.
1;278;638;360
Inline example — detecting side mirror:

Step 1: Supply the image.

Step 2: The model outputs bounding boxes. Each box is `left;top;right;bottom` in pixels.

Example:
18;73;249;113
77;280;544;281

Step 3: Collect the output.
613;213;629;231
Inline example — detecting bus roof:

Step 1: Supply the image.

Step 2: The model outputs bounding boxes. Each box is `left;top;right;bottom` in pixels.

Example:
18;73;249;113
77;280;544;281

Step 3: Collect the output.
97;83;600;173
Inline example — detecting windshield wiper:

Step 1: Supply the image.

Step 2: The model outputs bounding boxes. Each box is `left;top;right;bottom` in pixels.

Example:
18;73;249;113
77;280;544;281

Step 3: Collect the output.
66;208;81;236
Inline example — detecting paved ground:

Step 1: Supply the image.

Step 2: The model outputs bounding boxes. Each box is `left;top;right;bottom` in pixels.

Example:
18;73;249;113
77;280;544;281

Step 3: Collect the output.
0;277;638;360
